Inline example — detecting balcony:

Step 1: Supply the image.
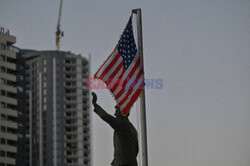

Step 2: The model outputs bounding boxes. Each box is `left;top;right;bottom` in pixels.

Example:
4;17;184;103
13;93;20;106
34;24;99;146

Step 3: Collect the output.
65;137;78;143
64;59;76;65
65;123;77;128
0;61;16;70
0;84;17;93
64;67;76;74
64;100;77;104
64;115;77;121
0;50;16;59
65;82;76;88
0;108;17;117
0;96;17;105
0;72;16;82
65;76;76;81
65;128;77;135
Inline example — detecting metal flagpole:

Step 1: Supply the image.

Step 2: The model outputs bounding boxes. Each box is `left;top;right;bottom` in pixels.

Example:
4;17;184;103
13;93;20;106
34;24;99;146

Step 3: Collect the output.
132;8;148;166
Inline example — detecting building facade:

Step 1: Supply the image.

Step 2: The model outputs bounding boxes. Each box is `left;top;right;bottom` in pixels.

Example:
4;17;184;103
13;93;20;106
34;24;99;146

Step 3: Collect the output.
19;50;91;166
0;28;18;166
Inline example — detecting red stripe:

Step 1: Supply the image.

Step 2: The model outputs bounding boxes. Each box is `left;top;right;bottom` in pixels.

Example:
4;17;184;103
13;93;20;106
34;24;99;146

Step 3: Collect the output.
105;61;123;89
110;69;125;92
105;61;123;82
118;69;143;106
95;48;117;78
99;52;121;80
111;56;141;93
109;69;125;92
121;88;143;115
115;57;141;99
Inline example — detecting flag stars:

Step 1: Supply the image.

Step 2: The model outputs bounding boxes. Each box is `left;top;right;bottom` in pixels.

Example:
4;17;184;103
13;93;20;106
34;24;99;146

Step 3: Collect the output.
117;18;137;69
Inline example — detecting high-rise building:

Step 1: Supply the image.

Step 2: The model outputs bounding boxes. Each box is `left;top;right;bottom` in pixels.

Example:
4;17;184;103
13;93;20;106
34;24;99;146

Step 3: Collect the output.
16;47;28;166
0;28;18;166
18;50;91;166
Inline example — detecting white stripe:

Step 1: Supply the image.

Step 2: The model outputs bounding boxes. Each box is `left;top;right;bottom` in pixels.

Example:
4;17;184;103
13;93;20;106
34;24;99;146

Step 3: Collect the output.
96;49;119;78
107;66;124;89
103;57;123;81
116;67;142;103
113;53;140;95
120;75;144;110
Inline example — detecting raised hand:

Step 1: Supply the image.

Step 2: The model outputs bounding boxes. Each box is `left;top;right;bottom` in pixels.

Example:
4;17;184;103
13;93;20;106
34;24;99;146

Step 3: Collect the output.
91;92;97;106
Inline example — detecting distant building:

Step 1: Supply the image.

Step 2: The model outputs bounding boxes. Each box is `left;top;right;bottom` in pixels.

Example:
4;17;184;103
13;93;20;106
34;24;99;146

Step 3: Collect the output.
0;28;18;166
18;50;91;166
15;46;28;166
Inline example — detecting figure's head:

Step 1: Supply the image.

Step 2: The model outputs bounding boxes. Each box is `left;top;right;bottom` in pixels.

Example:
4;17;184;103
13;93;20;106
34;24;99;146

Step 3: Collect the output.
114;105;129;118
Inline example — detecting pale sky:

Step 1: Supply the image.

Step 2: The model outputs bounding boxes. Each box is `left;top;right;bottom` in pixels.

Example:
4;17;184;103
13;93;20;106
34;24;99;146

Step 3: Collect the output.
1;0;250;166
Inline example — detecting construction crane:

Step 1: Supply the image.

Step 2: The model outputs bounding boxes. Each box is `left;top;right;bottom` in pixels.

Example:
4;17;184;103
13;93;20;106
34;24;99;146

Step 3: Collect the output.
56;0;63;50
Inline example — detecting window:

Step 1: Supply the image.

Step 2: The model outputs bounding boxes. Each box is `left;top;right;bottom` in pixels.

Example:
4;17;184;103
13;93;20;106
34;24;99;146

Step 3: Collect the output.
43;67;47;73
43;82;47;88
0;138;6;144
57;159;61;166
56;119;61;125
0;78;6;85
57;150;61;161
84;160;88;165
7;152;16;158
0;114;6;120
56;104;60;109
9;46;19;53
43;89;47;95
0;67;6;73
43;73;47;81
17;86;23;92
56;111;60;117
0;55;5;61
0;126;6;132
56;87;60;94
0;43;6;50
0;151;5;157
0;90;6;96
44;97;47;103
57;136;61;141
18;75;24;81
57;141;61;148
7;140;16;146
0;102;6;108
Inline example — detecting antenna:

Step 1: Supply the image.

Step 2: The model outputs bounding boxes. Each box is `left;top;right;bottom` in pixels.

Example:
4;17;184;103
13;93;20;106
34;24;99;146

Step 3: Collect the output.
56;0;63;50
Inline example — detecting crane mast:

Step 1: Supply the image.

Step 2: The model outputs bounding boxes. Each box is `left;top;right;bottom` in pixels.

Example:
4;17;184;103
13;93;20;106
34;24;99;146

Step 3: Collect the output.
56;0;63;50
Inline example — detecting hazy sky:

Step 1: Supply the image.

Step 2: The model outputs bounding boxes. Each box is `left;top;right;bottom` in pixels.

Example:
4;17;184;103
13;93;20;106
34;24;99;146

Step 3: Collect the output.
1;0;250;166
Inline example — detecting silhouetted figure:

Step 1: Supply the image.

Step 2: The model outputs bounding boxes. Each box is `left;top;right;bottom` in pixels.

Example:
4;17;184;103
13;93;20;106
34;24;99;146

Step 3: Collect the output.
92;92;139;166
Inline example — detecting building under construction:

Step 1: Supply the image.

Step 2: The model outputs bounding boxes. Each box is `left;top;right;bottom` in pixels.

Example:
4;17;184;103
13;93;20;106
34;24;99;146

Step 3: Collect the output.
17;50;91;166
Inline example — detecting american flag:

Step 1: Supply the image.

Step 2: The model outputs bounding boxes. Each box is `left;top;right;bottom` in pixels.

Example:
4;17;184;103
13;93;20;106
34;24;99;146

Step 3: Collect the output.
94;16;144;116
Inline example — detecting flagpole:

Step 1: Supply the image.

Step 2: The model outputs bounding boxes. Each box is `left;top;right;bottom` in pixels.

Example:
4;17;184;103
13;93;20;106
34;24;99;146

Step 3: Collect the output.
132;8;148;166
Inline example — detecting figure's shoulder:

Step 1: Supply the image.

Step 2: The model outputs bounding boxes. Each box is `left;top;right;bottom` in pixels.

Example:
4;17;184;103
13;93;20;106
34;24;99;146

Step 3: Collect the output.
122;120;136;131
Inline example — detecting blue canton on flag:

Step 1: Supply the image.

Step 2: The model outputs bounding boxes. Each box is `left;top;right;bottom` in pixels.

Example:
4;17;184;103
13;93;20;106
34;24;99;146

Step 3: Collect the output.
118;19;137;69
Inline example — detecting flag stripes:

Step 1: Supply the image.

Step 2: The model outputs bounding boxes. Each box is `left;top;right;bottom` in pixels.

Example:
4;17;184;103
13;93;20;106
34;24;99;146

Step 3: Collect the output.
94;17;144;116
